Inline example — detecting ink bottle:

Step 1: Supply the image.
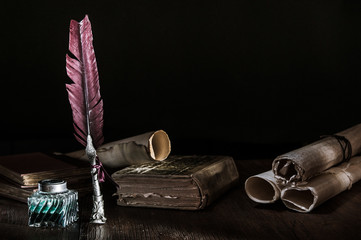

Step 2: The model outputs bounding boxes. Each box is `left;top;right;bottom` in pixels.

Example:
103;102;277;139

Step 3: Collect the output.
28;179;78;227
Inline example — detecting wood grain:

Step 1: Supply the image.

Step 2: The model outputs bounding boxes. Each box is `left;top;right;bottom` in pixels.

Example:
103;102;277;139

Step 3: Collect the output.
1;158;361;239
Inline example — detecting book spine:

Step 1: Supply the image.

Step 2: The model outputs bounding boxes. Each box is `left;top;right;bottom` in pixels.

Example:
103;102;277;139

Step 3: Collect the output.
191;156;239;209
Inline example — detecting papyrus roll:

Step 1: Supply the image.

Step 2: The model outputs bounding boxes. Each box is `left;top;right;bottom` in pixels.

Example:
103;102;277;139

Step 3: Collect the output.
245;170;283;203
65;130;171;168
272;123;361;184
281;156;361;213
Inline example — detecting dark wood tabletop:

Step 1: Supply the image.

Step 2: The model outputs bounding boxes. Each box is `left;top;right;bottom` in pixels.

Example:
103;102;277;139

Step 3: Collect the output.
1;158;361;240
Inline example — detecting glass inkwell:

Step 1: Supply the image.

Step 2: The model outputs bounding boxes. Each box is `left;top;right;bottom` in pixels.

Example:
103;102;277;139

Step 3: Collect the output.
28;179;78;227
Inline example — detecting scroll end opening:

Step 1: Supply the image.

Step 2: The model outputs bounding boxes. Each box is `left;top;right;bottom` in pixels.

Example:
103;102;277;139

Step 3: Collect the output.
281;188;315;213
245;177;279;203
149;130;171;161
275;159;299;182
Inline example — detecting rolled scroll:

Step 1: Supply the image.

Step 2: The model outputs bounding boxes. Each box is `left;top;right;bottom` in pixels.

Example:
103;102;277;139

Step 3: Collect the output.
272;123;361;184
245;170;283;203
65;130;171;168
281;156;361;213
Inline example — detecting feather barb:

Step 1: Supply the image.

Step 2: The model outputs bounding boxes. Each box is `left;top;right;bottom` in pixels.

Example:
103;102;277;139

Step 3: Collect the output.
65;15;104;148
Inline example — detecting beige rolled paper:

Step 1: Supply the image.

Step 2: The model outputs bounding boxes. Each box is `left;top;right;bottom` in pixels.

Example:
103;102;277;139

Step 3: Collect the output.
281;156;361;213
65;130;171;168
272;123;361;184
245;170;283;203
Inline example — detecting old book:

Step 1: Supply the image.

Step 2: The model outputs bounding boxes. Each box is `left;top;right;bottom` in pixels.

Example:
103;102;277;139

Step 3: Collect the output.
111;155;239;210
0;176;92;203
0;177;33;203
0;152;90;187
0;152;92;202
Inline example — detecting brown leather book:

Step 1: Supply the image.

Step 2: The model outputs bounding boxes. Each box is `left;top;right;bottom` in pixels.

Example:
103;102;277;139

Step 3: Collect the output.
0;178;33;203
0;152;90;187
112;155;239;210
0;152;92;203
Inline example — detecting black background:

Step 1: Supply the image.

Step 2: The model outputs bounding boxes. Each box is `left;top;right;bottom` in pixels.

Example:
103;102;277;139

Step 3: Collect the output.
1;0;361;158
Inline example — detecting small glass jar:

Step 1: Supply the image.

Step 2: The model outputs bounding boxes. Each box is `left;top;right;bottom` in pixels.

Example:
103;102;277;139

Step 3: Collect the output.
28;179;78;227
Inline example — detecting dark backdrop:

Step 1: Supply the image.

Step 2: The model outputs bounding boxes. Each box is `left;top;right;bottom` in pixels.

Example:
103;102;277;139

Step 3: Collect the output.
1;0;361;158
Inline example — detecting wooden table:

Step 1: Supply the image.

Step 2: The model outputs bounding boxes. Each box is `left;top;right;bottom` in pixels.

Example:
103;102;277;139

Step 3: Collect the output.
1;158;361;239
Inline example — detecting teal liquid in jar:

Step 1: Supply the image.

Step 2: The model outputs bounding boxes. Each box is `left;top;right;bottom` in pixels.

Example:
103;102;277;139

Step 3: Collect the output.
28;179;78;227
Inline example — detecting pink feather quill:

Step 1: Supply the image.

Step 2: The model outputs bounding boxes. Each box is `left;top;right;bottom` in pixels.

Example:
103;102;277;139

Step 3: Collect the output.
65;15;104;149
65;15;107;224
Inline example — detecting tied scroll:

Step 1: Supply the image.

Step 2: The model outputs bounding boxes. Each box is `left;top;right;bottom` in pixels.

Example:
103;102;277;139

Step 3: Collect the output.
245;123;361;212
65;130;171;168
281;156;361;213
273;123;361;184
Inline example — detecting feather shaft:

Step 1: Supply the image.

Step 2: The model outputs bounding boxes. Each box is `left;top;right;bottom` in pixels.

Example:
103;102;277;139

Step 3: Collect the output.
65;15;106;224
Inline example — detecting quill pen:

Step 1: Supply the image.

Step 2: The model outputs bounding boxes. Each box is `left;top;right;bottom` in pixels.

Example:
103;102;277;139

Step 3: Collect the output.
65;15;106;224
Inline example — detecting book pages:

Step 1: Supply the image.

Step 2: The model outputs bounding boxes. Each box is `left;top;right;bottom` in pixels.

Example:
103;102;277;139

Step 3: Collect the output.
281;156;361;213
65;130;171;168
111;155;239;210
272;123;361;184
245;170;282;203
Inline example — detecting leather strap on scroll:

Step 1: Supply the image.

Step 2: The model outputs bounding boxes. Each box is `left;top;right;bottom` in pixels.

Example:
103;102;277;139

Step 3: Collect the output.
320;134;352;162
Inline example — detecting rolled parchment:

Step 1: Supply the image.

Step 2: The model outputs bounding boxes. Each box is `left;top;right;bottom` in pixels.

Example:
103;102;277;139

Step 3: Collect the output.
281;156;361;213
245;170;283;203
272;123;361;184
65;130;171;168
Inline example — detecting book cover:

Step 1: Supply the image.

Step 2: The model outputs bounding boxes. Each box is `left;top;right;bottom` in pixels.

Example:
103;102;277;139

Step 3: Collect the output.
0;152;90;187
0;177;33;203
111;155;239;210
0;152;92;203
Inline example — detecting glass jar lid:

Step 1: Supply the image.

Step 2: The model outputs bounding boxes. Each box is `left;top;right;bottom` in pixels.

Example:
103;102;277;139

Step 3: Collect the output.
38;179;68;193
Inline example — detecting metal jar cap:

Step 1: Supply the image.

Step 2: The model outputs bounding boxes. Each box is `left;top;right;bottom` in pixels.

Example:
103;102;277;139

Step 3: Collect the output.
38;179;68;193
